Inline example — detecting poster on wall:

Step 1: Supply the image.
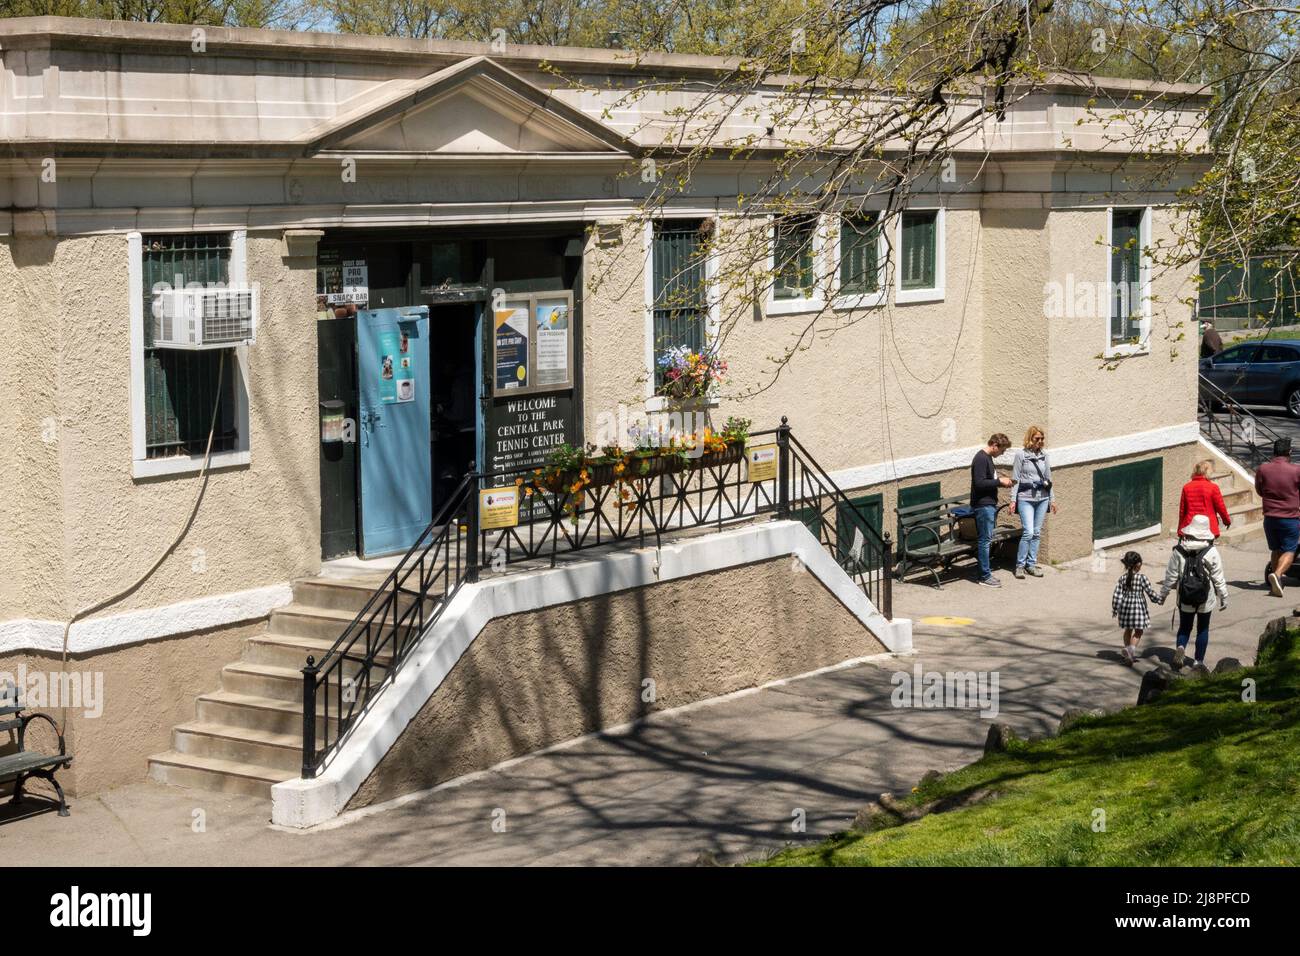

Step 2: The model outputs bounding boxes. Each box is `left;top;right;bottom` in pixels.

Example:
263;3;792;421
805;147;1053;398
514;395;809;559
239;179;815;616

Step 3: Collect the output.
377;325;416;404
534;298;570;387
494;306;530;391
316;251;369;317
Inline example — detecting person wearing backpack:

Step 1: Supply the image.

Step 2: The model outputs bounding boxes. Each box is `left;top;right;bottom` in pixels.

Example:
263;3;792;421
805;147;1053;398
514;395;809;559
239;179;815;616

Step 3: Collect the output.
1158;514;1229;669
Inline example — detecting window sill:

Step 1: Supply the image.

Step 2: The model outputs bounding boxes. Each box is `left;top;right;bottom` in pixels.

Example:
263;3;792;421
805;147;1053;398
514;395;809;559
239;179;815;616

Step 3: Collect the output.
833;292;887;311
1103;343;1150;360
1093;523;1162;552
895;287;944;305
645;395;720;413
133;450;250;480
766;297;825;317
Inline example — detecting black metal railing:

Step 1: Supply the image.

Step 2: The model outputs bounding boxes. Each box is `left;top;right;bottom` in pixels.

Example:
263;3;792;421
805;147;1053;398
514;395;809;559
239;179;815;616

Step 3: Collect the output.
299;419;891;778
1198;373;1289;469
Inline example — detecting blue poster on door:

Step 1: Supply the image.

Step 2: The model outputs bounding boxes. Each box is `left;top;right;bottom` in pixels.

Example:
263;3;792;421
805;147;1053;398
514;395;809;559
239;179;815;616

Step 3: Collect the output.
377;327;417;404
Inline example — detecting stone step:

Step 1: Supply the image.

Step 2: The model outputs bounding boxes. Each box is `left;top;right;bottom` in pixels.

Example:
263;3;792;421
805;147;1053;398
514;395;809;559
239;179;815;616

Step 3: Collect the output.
220;661;313;703
243;632;396;676
291;575;434;615
269;603;426;643
1228;501;1264;524
196;689;339;738
171;721;302;774
147;750;293;800
1220;519;1266;545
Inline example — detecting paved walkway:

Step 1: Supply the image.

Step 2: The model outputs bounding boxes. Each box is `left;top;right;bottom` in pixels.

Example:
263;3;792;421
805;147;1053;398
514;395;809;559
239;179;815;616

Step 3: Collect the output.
1;532;1286;865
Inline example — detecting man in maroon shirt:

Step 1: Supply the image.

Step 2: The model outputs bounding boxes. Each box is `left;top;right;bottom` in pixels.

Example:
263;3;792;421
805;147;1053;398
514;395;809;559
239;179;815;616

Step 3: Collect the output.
1256;438;1300;596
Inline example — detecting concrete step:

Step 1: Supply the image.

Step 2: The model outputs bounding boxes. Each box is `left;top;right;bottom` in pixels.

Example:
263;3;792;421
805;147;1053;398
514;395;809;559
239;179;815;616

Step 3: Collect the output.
290;574;433;615
171;721;302;773
196;689;339;738
1220;519;1266;545
220;661;312;704
147;750;293;800
243;632;395;676
269;603;426;643
1228;501;1264;525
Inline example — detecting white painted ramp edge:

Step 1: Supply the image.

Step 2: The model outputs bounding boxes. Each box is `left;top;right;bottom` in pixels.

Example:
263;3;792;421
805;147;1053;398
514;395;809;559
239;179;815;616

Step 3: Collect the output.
271;520;911;828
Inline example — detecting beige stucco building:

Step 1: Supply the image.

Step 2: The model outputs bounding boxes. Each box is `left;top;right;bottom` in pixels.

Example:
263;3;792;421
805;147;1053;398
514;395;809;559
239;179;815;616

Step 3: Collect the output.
0;17;1213;811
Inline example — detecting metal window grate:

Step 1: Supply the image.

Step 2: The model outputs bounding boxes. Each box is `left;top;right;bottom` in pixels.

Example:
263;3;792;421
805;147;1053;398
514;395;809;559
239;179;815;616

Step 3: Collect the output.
652;221;708;386
1092;458;1162;541
773;215;817;299
141;234;238;458
839;213;880;295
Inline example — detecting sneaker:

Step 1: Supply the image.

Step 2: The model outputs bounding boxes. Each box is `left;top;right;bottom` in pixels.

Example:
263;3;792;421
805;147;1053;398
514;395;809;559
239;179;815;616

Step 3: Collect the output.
1013;566;1025;580
1025;565;1044;577
1173;646;1185;669
1269;572;1284;597
979;575;1003;588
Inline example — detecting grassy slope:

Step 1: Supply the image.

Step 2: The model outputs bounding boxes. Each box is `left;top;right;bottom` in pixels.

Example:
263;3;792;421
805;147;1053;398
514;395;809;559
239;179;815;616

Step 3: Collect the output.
765;632;1300;867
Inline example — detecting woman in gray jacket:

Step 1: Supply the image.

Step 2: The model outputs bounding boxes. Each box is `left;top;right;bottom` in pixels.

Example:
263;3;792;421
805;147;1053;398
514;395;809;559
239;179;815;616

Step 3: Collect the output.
1011;425;1057;578
1158;514;1230;669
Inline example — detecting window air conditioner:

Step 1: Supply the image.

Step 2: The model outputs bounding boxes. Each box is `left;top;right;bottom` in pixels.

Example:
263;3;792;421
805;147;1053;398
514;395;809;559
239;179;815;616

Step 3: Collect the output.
152;287;258;349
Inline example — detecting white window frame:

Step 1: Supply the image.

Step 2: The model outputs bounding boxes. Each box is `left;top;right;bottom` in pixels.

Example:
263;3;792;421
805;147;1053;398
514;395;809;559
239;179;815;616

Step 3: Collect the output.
129;229;252;479
1103;205;1152;359
894;206;946;305
766;213;827;316
831;210;887;311
642;217;722;409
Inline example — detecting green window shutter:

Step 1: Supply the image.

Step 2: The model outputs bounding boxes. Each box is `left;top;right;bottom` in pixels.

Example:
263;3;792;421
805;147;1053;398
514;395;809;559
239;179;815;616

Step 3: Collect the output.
1092;458;1163;541
898;482;941;512
774;216;816;300
141;233;237;459
1110;210;1143;344
839;214;879;295
836;493;883;572
900;211;936;290
792;503;823;541
651;221;708;386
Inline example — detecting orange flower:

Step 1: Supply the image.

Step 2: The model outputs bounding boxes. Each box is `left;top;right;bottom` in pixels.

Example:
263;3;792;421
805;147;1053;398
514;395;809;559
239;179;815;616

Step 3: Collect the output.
514;477;523;486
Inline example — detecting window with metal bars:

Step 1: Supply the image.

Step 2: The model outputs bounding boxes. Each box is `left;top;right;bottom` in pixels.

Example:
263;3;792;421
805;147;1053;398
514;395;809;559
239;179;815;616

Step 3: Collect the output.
651;220;709;386
141;233;239;459
773;215;818;300
900;211;937;290
839;213;880;295
1110;209;1145;346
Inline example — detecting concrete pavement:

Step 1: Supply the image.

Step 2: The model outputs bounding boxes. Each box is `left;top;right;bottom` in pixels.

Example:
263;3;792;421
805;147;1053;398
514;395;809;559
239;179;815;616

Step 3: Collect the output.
1;530;1286;865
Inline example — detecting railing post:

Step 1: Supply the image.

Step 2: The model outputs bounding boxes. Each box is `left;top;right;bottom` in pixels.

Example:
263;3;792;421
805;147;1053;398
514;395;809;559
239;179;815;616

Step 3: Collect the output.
882;531;894;620
465;464;480;584
301;656;318;779
776;415;791;520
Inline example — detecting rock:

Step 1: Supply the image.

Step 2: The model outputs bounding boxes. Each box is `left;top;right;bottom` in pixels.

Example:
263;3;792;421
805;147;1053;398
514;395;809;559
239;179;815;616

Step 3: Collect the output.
919;770;942;788
1185;662;1211;679
984;722;1017;754
850;801;889;832
1138;664;1175;705
1258;617;1291;660
1213;657;1245;675
694;850;723;867
1057;707;1104;734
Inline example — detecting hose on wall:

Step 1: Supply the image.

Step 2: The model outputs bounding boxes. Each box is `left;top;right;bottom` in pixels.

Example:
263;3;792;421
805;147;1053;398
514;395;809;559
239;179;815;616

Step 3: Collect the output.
57;350;227;735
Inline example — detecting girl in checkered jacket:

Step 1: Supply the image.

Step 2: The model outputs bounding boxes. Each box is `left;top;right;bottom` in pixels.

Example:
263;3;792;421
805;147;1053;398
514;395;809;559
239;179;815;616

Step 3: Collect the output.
1112;551;1163;665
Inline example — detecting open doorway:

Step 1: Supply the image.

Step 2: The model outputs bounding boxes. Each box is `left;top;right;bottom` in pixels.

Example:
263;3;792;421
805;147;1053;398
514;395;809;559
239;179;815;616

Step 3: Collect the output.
430;303;479;513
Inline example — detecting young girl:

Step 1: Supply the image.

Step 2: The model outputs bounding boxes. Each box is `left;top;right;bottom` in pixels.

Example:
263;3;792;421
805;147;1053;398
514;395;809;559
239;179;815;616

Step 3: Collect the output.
1111;551;1163;665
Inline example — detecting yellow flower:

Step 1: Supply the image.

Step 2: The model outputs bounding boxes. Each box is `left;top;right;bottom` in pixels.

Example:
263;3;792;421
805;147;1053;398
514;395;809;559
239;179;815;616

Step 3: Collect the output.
514;477;523;486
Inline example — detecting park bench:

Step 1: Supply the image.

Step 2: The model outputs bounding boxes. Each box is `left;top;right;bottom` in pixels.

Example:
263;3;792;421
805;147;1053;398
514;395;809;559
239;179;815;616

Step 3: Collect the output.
1;680;72;817
895;494;1018;587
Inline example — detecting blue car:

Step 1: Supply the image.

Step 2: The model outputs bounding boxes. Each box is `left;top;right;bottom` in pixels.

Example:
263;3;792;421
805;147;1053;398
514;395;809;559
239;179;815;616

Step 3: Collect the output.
1200;339;1300;417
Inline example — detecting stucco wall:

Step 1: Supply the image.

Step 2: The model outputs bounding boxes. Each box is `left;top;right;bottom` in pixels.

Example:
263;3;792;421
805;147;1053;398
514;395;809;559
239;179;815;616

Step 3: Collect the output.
0;619;255;797
0;232;321;623
345;554;886;809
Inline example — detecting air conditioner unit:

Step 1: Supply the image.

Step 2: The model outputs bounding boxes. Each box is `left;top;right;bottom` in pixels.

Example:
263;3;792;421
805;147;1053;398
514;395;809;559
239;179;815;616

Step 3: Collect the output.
152;287;258;349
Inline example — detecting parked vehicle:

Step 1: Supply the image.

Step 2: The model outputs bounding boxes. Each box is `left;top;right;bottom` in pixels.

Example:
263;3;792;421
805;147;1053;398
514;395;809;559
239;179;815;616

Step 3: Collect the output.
1199;339;1300;417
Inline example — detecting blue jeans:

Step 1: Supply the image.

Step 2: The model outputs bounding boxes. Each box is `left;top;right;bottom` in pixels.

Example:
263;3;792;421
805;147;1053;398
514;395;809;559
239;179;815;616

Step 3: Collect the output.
975;505;997;579
1016;498;1050;568
1177;609;1211;662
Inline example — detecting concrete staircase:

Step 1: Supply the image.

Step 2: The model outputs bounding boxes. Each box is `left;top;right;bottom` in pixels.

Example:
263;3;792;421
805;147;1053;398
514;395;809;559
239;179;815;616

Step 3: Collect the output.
1209;459;1266;546
148;574;395;799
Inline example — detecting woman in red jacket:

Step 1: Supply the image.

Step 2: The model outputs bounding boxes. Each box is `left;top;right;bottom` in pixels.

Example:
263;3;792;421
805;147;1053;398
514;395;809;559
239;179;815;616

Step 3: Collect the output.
1178;460;1231;538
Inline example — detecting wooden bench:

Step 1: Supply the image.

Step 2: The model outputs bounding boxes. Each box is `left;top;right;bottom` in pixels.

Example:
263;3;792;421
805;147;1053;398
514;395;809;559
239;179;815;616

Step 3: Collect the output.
1;680;72;817
895;494;1018;587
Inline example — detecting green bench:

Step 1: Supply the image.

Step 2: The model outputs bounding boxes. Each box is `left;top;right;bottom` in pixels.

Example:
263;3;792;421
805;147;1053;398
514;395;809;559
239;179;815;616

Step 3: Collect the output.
1;680;72;817
895;494;1018;587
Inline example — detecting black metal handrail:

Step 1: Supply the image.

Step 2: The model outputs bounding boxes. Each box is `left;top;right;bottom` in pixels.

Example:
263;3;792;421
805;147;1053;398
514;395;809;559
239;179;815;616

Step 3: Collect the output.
1198;372;1289;469
300;419;893;778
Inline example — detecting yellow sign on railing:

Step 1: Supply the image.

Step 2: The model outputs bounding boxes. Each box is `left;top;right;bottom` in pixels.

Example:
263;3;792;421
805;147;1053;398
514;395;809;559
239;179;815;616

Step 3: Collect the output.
479;486;520;530
746;443;778;483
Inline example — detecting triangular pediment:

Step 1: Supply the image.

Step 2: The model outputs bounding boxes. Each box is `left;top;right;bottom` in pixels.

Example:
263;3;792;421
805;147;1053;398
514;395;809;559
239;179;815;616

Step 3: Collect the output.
306;57;631;156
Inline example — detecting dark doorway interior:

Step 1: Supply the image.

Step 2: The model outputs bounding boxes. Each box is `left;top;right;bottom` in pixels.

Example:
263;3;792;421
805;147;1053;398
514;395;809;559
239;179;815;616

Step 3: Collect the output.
431;303;479;512
318;315;359;560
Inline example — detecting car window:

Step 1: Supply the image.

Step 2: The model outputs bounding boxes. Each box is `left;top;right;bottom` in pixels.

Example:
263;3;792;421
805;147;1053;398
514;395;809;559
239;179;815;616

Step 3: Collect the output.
1217;344;1257;363
1256;345;1299;363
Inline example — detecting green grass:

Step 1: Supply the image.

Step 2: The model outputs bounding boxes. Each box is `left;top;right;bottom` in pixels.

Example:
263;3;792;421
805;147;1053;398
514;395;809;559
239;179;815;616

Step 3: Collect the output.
763;631;1300;866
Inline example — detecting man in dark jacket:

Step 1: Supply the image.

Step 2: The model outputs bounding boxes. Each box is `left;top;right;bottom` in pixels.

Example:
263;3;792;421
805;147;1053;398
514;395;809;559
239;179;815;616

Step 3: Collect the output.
1200;318;1223;358
971;433;1014;587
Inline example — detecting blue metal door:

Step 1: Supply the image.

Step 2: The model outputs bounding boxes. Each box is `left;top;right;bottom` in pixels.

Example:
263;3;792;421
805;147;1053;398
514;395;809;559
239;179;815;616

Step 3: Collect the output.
356;306;431;557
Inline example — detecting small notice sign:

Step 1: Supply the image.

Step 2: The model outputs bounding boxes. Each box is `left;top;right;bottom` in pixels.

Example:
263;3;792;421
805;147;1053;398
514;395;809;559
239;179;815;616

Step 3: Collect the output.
480;486;520;530
746;443;778;483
